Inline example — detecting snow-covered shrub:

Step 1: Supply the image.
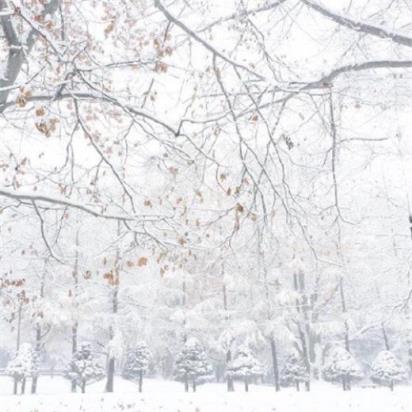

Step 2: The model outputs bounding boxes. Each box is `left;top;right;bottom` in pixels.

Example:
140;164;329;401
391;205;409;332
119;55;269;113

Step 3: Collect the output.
226;345;263;392
6;343;37;394
322;346;362;390
280;352;309;391
370;350;407;390
122;341;151;392
174;337;213;392
65;343;104;393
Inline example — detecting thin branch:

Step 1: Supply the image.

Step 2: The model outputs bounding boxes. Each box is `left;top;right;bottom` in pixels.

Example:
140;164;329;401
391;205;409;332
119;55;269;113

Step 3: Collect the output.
301;0;412;48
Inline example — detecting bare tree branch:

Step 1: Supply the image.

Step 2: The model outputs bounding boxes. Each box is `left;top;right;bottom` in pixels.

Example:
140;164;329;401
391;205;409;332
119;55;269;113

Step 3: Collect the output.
301;0;412;48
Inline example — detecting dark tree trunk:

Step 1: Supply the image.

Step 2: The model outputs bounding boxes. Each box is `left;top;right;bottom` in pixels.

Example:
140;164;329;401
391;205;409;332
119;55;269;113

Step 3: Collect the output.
305;380;310;391
13;304;23;395
71;232;79;393
390;380;394;391
138;370;143;393
31;323;42;394
296;380;300;391
244;376;249;392
105;225;120;393
31;374;38;394
21;378;26;395
342;376;346;391
184;374;189;392
71;323;78;392
226;350;234;392
105;357;115;392
192;380;196;392
270;337;280;391
81;380;86;393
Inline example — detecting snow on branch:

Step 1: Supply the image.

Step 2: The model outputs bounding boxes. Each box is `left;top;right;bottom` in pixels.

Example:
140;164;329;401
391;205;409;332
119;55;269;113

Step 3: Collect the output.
301;0;412;48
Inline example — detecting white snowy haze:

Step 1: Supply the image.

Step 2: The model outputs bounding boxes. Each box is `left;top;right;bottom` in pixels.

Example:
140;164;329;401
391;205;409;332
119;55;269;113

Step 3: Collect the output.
0;0;412;410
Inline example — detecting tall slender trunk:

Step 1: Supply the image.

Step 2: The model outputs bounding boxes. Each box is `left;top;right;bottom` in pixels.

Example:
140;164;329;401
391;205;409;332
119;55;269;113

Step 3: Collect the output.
13;303;23;395
106;357;115;392
138;369;143;393
269;337;280;391
244;376;249;392
71;232;79;393
294;273;311;379
184;373;189;392
222;276;234;392
226;349;234;392
192;380;196;392
31;324;41;394
32;270;46;394
105;223;120;393
71;323;78;392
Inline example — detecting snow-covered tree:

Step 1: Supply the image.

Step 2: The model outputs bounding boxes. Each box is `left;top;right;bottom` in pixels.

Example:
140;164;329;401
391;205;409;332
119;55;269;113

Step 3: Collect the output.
226;345;263;392
65;343;104;393
280;352;310;391
322;346;363;391
174;337;213;392
6;343;37;395
370;351;407;391
123;341;151;392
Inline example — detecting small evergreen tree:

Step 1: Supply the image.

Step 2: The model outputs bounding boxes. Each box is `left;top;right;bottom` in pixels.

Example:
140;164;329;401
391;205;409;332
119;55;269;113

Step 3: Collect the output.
174;337;213;392
370;350;407;391
226;345;263;392
6;343;37;395
322;346;363;391
280;352;309;391
122;341;151;392
65;342;104;393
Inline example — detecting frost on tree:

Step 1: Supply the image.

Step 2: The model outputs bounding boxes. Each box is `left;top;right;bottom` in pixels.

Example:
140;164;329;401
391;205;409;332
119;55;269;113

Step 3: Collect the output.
65;343;104;393
280;352;310;392
370;351;407;391
226;345;263;392
322;346;363;391
6;343;38;395
174;337;213;392
122;341;151;392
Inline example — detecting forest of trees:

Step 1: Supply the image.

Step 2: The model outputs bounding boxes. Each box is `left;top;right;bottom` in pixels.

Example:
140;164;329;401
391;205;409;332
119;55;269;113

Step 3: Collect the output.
1;0;412;398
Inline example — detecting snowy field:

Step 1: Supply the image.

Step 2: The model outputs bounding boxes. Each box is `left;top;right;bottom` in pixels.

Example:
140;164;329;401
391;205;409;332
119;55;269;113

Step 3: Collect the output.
0;377;410;412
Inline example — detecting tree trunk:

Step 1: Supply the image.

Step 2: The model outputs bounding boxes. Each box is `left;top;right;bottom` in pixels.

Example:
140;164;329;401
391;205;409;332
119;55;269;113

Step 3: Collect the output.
13;303;23;395
138;369;143;393
192;380;196;392
71;323;78;392
342;376;346;391
296;380;300;392
244;376;249;392
105;223;120;393
184;373;189;392
269;337;280;391
21;378;26;395
31;321;42;394
390;380;394;391
105;357;115;392
226;350;234;392
81;380;86;393
71;231;80;393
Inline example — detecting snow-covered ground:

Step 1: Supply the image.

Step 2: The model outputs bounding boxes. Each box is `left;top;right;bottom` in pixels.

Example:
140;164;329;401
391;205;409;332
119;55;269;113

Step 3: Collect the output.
0;376;410;412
